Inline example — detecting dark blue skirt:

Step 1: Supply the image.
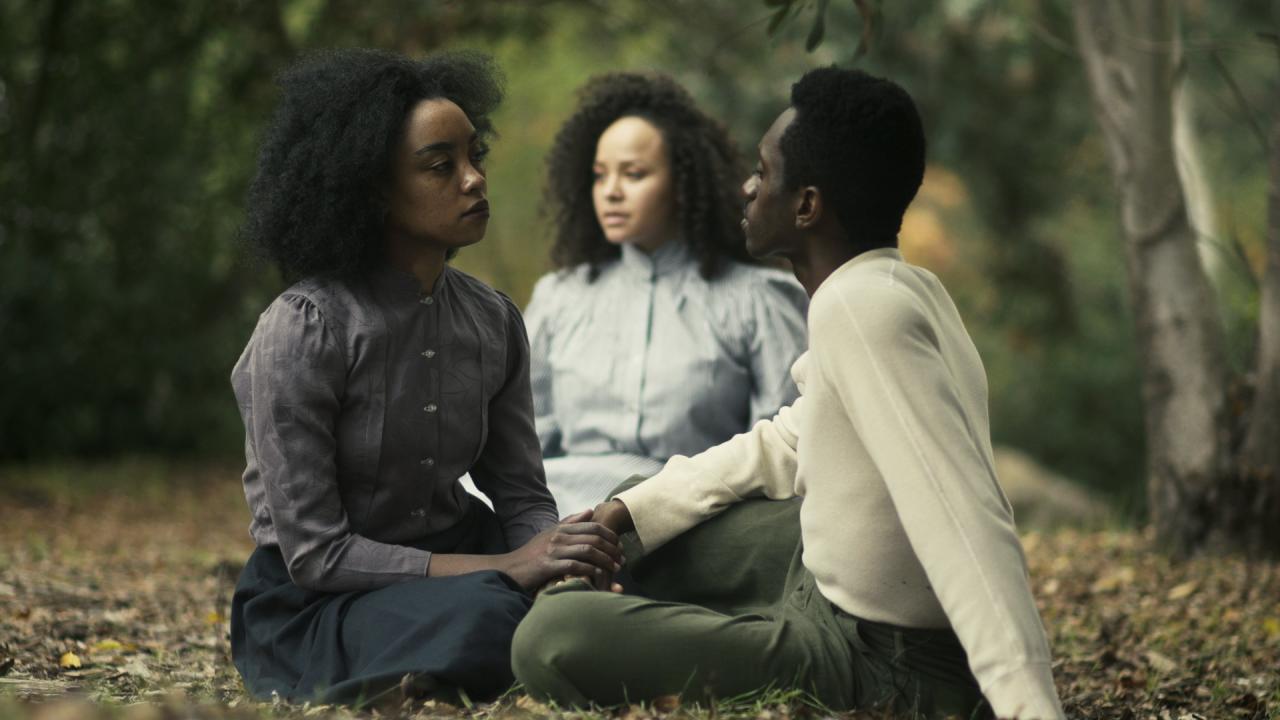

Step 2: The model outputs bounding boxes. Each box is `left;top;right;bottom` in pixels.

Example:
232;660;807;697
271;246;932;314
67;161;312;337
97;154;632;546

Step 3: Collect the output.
230;502;531;706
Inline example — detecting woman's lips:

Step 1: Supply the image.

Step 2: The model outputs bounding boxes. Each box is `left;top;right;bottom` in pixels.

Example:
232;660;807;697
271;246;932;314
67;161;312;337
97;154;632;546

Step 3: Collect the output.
462;200;490;219
601;213;629;227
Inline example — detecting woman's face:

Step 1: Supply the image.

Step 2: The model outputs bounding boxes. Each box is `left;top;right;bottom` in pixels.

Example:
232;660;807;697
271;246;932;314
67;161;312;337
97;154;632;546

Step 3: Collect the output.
385;98;491;252
592;116;678;253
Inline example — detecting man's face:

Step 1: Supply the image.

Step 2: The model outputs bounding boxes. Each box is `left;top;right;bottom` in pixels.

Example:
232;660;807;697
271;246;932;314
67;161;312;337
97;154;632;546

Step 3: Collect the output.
741;107;799;259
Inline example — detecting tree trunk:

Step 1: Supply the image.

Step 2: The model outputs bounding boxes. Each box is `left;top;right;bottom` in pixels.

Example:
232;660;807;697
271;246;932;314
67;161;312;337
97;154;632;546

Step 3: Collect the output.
1172;81;1221;278
1237;116;1280;555
1072;1;1235;556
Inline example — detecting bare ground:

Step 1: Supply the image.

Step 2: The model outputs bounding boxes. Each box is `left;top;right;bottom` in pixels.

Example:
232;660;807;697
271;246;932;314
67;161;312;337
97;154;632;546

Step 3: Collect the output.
0;459;1277;719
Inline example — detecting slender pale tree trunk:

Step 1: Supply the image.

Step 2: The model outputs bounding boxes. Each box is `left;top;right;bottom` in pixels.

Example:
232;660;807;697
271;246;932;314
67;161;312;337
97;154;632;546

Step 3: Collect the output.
1073;1;1235;556
1172;84;1221;277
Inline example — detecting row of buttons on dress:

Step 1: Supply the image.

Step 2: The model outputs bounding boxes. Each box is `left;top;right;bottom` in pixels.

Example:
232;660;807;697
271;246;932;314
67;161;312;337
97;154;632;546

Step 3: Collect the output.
420;296;437;414
416;293;437;520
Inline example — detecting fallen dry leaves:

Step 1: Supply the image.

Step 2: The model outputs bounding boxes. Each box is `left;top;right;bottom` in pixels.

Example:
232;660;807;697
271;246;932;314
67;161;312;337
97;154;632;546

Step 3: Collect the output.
0;462;251;708
1025;529;1280;719
1;462;1278;719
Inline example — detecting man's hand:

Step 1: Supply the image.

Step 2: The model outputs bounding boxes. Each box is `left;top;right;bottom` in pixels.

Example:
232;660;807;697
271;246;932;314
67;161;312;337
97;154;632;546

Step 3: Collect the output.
591;499;635;536
531;502;635;594
499;510;623;591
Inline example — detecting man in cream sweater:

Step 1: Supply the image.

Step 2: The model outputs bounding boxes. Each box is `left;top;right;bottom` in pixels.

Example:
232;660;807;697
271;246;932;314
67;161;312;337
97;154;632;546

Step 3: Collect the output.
511;67;1065;720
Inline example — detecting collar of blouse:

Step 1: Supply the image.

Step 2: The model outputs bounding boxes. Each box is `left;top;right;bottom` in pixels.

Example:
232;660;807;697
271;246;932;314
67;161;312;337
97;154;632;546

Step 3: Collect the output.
619;238;692;281
368;263;451;307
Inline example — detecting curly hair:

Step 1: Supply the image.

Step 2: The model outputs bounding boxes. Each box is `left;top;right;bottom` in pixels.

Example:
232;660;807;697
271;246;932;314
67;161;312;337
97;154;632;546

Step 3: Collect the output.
781;67;925;250
544;72;752;281
241;48;504;281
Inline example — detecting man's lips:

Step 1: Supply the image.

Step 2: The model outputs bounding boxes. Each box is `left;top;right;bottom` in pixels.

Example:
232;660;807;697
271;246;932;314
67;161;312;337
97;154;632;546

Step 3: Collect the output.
462;200;490;218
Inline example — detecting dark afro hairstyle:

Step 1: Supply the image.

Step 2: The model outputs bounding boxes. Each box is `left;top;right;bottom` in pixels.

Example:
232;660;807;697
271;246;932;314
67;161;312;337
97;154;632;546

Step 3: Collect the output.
780;66;925;251
544;72;752;281
240;48;503;282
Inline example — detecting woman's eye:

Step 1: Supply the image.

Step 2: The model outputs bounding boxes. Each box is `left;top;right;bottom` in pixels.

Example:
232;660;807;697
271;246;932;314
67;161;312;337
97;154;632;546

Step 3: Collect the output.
625;171;646;180
430;161;452;173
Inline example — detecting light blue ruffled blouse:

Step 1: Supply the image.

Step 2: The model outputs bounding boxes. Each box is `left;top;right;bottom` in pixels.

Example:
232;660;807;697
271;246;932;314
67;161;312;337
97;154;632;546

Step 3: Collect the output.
525;240;809;513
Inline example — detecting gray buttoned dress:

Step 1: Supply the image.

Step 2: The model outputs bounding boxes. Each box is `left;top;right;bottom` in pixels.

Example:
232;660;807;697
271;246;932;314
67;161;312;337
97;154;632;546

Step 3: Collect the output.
229;265;558;705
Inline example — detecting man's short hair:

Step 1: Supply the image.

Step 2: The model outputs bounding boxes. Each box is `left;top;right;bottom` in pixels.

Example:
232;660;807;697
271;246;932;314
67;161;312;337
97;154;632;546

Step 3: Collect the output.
780;67;925;249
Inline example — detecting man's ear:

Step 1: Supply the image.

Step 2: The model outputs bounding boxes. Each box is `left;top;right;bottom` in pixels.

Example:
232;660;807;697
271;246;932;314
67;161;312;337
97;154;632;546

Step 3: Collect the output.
794;186;822;230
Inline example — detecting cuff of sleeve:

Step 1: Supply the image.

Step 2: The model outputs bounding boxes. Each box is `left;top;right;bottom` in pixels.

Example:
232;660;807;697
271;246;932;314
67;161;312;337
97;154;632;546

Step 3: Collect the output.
614;470;695;552
393;547;433;579
982;663;1064;720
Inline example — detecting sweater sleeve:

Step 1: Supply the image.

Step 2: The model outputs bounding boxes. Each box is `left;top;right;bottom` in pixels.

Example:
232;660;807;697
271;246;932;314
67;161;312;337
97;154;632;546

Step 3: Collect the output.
811;283;1064;720
614;392;805;552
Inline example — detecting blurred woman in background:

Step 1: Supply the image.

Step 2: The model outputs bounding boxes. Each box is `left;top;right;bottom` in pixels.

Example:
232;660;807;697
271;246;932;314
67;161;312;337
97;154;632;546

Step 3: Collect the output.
527;72;808;514
230;49;620;706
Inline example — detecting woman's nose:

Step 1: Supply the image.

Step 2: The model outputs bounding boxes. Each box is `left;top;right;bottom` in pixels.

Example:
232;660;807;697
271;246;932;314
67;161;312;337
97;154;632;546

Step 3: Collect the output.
462;162;486;195
603;175;623;200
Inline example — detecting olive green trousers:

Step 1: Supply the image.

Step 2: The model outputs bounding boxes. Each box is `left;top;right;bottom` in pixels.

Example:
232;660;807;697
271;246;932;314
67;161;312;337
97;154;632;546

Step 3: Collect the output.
511;478;991;719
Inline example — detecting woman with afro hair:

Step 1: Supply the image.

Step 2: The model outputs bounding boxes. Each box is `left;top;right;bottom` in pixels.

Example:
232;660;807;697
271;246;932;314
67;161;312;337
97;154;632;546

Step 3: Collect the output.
229;49;622;706
522;73;808;516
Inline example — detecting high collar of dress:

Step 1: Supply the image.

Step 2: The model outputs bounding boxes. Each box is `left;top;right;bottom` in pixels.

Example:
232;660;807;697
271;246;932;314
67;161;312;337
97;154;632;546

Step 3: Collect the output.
620;239;693;280
368;263;448;306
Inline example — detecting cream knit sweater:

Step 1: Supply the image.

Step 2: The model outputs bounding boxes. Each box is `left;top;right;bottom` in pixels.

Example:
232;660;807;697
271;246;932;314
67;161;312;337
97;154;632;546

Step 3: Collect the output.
615;248;1065;719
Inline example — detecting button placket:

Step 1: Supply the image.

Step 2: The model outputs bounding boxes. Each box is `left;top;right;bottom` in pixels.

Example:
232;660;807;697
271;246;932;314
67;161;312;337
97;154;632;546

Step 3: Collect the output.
416;284;441;527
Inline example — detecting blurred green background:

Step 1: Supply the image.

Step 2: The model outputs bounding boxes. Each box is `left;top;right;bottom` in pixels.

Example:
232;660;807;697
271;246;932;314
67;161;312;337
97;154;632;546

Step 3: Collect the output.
1;0;1273;517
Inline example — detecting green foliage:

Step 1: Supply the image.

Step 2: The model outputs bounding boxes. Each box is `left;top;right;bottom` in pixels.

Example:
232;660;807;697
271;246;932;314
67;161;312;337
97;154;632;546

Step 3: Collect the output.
0;2;280;459
765;0;1277;507
0;0;873;462
1;0;1271;518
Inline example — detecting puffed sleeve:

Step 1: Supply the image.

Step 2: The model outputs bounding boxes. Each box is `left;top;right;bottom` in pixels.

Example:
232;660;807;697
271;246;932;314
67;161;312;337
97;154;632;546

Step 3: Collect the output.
470;293;561;548
234;294;432;592
522;273;563;457
746;270;809;423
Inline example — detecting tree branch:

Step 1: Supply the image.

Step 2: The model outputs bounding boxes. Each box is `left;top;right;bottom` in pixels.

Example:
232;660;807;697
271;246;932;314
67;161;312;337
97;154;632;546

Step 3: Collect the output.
1208;49;1270;155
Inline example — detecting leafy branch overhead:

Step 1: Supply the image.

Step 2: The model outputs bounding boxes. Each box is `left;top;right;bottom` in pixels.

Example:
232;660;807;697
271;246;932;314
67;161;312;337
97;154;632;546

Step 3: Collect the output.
764;0;877;55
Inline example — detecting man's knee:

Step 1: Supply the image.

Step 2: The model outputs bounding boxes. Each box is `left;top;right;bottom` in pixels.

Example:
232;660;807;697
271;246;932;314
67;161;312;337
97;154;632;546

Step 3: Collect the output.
511;591;610;705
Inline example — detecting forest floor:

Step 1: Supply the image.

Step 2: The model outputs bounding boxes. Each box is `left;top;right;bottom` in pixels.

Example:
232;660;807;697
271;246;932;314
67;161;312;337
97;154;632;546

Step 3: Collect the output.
0;459;1277;720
